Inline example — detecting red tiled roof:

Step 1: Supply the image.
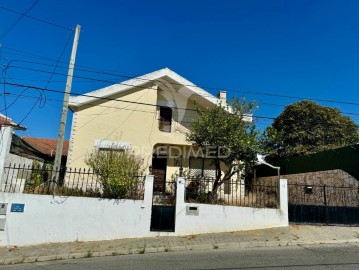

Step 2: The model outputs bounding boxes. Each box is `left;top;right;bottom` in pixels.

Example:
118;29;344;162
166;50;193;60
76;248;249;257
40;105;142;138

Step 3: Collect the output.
22;137;69;157
0;114;26;130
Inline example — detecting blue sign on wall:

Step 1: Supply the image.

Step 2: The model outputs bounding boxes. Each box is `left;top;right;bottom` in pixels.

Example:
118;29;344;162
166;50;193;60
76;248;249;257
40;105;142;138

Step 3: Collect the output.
11;204;25;213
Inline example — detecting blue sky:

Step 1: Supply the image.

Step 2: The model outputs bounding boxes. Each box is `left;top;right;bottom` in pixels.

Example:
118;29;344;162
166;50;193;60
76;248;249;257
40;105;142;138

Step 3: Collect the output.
1;0;359;139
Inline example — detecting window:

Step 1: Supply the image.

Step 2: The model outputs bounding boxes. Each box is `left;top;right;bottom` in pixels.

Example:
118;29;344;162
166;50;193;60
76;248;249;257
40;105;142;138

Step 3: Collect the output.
188;157;216;178
188;158;232;194
159;107;172;132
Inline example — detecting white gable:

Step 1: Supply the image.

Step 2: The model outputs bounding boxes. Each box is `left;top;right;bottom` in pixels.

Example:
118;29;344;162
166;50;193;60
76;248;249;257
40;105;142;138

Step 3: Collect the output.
69;68;220;109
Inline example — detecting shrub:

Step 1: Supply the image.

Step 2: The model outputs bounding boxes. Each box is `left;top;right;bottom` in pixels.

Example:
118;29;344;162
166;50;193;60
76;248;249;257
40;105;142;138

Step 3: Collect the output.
85;149;144;199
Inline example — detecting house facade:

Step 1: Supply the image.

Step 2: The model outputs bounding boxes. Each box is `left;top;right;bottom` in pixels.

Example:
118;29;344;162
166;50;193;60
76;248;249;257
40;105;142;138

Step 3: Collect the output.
67;68;237;192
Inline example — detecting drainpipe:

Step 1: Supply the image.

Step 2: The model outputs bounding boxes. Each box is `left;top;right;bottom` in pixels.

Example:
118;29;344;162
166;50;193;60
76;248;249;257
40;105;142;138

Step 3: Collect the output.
256;154;281;205
256;154;280;179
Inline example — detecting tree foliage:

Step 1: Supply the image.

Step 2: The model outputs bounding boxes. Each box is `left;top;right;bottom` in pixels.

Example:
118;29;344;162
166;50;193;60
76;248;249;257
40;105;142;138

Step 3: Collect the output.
263;100;359;160
85;149;145;199
186;98;261;193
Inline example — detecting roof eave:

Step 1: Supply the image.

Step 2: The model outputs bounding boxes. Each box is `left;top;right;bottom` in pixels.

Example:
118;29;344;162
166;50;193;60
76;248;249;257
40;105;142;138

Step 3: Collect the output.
69;68;220;109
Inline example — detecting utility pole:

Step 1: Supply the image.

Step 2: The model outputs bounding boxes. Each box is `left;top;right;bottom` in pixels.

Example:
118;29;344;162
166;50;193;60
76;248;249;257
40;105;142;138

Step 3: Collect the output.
53;24;81;184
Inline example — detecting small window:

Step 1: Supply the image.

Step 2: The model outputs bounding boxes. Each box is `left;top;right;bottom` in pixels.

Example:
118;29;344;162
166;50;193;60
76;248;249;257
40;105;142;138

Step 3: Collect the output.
159;107;172;132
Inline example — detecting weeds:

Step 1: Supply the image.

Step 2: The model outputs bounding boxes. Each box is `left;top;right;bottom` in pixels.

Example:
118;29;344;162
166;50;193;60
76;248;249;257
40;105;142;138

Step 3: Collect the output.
139;245;146;254
85;251;93;258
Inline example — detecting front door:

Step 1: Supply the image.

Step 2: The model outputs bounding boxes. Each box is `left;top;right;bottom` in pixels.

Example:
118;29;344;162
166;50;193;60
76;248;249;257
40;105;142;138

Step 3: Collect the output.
150;155;176;232
152;155;167;193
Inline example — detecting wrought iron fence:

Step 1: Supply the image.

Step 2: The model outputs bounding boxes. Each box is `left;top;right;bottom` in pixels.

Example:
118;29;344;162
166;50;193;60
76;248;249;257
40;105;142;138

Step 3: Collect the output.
1;164;146;200
288;183;359;207
152;180;177;206
185;177;278;208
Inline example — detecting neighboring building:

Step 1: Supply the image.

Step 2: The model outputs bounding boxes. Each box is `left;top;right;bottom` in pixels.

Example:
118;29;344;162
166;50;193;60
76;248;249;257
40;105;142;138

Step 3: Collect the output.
20;137;69;167
0;115;26;162
0;114;26;191
2;134;69;192
6;135;69;167
67;68;239;192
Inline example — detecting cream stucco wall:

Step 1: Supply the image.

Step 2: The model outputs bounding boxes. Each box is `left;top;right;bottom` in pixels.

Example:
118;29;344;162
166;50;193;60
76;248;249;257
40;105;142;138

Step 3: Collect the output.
67;83;210;178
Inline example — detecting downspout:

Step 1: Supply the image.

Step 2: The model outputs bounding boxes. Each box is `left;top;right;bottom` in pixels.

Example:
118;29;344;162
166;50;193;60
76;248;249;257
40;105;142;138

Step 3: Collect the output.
256;154;280;179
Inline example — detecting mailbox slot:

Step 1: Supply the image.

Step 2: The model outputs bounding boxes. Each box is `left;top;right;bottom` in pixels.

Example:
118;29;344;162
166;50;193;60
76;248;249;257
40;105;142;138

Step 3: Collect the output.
186;205;199;216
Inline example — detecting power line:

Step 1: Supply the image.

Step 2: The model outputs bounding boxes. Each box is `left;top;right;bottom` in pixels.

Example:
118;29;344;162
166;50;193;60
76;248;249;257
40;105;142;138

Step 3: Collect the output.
0;87;31;113
0;3;73;31
2;81;359;129
7;58;359;108
3;47;359;109
3;62;359;124
0;0;40;41
16;30;74;125
3;57;359;122
6;62;218;99
257;101;359;117
6;65;225;107
1;46;68;63
2;81;198;112
7;63;359;122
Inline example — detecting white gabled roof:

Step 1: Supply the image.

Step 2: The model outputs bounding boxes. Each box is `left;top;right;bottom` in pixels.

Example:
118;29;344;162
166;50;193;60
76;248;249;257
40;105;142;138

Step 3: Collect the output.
69;68;220;109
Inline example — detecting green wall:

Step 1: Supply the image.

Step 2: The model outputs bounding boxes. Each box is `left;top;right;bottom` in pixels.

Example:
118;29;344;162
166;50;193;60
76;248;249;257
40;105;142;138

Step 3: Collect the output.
256;144;359;180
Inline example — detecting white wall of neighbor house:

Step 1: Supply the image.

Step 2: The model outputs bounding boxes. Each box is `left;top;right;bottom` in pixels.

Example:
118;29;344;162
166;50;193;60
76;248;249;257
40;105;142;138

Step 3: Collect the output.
1;154;34;193
0;176;288;247
0;126;13;191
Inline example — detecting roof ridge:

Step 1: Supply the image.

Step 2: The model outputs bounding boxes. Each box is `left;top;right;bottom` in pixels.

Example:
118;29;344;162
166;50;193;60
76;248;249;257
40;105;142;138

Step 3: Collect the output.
69;68;219;109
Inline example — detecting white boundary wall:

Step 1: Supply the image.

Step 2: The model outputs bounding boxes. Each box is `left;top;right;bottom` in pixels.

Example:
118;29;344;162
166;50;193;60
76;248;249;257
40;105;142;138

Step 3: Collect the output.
0;176;155;246
0;176;288;246
175;178;288;234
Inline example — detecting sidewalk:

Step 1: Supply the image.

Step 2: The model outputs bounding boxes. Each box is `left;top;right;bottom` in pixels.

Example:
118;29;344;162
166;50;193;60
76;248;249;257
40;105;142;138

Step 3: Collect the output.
1;225;359;265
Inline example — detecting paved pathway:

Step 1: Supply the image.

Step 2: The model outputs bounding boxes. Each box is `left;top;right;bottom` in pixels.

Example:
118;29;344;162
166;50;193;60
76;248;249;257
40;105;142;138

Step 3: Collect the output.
1;225;359;265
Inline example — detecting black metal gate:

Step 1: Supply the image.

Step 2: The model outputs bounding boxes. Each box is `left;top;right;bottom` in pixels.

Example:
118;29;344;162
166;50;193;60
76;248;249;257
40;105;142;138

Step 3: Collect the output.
288;183;359;225
150;181;176;232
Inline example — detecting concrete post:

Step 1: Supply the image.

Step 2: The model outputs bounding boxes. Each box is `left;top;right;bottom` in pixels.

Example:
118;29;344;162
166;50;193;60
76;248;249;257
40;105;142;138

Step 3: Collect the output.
174;176;186;232
143;175;154;208
176;177;185;205
53;25;81;184
143;175;154;232
278;178;289;225
0;126;13;191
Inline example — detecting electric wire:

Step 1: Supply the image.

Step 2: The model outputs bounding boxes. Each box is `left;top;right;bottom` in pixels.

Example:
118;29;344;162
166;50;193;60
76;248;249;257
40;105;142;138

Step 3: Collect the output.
0;0;40;41
2;81;359;129
6;58;359;108
16;31;73;125
0;3;73;31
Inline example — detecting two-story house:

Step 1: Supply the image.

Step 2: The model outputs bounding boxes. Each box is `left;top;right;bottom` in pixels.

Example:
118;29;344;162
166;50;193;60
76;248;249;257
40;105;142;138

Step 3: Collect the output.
67;68;229;192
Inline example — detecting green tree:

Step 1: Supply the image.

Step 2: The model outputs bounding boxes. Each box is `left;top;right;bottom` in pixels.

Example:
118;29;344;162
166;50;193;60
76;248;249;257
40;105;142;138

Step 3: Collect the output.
85;149;145;199
263;100;359;160
186;98;261;195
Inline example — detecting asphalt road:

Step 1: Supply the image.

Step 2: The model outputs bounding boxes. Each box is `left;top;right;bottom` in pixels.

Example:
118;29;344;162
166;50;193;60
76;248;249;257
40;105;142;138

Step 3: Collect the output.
1;243;359;270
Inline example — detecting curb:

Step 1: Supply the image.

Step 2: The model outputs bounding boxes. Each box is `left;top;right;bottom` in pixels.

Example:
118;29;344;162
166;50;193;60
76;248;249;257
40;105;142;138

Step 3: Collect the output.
2;239;359;265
